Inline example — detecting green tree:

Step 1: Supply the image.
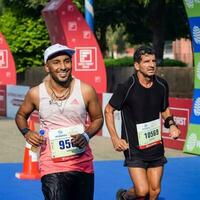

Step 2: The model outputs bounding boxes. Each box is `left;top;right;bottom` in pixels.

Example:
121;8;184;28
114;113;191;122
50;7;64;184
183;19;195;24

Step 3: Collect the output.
95;0;189;64
2;0;83;17
0;0;3;15
0;0;84;72
106;23;128;58
136;0;189;64
0;10;50;72
0;0;189;70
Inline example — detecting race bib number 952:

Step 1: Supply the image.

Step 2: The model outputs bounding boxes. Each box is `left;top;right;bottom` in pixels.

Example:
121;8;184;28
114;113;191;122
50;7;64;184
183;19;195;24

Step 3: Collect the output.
49;124;85;159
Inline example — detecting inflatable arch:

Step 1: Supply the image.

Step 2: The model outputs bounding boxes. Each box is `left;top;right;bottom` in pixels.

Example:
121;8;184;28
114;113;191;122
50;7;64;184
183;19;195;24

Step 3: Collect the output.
0;32;16;85
42;0;107;93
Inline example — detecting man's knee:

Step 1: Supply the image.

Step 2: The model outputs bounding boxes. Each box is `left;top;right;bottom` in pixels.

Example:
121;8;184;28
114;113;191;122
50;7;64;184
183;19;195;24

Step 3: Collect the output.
135;187;149;197
150;187;161;198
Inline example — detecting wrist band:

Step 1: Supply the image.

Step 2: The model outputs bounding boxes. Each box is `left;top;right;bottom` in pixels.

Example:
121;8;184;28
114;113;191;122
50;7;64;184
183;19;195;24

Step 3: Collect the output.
164;116;177;128
82;132;90;143
21;127;30;136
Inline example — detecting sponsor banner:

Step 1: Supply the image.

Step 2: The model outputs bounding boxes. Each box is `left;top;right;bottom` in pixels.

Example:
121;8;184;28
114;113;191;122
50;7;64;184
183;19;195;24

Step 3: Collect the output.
188;17;200;53
102;93;121;137
0;33;16;85
183;123;200;154
190;89;200;124
42;0;107;94
194;53;200;88
183;0;200;17
75;47;97;71
0;85;6;116
6;85;29;118
162;98;192;150
184;0;200;154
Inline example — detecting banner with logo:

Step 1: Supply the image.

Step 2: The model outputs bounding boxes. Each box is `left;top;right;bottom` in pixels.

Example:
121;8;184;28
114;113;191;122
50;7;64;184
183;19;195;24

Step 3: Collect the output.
162;98;192;150
183;1;200;154
42;0;107;94
6;85;29;118
0;33;16;85
0;85;6;116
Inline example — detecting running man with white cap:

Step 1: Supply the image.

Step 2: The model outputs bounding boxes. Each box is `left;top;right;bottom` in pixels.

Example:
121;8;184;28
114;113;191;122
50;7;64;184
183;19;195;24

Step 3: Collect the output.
15;43;103;200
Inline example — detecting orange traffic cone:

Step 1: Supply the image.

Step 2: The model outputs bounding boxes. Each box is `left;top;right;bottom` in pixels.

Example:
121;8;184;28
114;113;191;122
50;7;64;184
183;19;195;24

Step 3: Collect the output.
28;119;35;133
15;120;41;179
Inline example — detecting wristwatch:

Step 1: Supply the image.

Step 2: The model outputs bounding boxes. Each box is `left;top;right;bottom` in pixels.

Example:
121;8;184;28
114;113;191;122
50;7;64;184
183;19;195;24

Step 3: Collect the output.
21;127;30;136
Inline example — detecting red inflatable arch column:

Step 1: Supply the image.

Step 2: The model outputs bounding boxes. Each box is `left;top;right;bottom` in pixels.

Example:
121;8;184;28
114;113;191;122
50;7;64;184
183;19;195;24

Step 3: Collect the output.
42;0;107;93
0;32;16;85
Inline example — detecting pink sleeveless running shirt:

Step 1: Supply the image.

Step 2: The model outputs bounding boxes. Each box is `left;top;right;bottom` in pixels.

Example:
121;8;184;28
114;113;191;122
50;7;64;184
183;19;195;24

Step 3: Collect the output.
39;78;94;177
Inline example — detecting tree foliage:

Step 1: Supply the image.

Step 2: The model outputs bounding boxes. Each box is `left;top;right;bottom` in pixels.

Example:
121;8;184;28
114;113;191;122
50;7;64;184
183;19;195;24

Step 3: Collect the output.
0;0;190;72
0;0;84;72
0;0;51;72
1;0;45;18
94;0;189;64
0;10;50;72
106;23;128;58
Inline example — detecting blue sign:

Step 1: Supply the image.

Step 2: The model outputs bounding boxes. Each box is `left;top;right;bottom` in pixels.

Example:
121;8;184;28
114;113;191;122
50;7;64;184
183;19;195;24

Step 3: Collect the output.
189;17;200;52
190;89;200;124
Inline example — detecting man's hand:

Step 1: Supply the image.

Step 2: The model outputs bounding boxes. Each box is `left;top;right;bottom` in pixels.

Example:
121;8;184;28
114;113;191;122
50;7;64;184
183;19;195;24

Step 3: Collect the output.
111;137;129;152
25;131;45;148
71;134;88;149
169;125;181;140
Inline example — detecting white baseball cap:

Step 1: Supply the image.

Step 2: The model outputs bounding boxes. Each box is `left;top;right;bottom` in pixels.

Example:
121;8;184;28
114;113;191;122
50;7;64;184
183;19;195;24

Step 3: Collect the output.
44;43;75;63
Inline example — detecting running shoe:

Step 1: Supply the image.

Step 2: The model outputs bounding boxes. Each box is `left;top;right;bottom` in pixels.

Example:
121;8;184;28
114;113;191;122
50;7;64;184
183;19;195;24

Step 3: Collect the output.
116;189;127;200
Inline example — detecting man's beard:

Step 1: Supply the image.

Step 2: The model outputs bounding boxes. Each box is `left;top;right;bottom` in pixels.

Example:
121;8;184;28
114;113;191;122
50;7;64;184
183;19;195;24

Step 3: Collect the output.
51;73;73;87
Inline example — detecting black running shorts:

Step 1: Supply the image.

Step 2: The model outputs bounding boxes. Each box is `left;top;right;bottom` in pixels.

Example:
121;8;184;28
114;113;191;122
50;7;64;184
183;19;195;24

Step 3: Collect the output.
41;171;94;200
124;156;167;169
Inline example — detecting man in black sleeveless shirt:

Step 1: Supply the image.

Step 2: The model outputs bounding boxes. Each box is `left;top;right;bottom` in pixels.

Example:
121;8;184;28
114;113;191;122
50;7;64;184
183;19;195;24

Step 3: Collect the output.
105;46;180;200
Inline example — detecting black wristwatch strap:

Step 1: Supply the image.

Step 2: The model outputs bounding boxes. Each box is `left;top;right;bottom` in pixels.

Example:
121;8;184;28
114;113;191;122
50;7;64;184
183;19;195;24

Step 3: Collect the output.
21;127;30;136
164;116;177;128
